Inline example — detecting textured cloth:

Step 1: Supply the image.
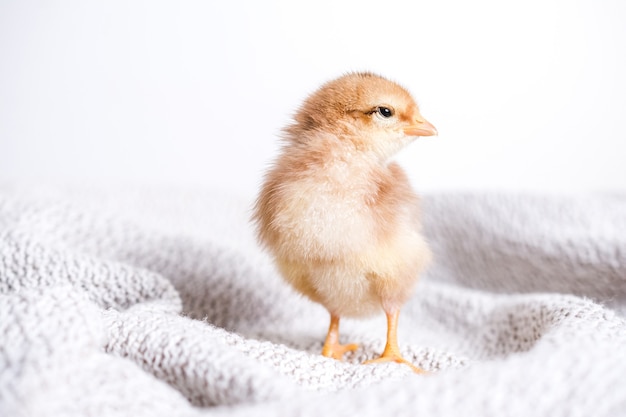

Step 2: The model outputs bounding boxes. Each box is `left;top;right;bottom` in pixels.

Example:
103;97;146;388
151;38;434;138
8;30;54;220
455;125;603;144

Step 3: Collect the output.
1;185;625;417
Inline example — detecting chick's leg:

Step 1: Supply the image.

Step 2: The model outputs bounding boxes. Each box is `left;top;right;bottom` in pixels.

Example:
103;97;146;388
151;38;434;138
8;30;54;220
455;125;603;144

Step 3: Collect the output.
364;309;426;374
321;314;358;360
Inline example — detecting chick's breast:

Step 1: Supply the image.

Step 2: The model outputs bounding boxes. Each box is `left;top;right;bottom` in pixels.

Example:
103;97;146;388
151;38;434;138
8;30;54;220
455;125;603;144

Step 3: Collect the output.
255;158;431;318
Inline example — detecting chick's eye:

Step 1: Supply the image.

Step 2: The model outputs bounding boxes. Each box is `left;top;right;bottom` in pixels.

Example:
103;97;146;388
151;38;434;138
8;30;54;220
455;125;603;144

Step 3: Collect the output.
377;107;393;118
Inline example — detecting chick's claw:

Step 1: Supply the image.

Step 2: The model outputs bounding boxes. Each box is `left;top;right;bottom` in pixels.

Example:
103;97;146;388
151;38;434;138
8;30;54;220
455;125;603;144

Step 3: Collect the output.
322;341;359;361
364;354;427;374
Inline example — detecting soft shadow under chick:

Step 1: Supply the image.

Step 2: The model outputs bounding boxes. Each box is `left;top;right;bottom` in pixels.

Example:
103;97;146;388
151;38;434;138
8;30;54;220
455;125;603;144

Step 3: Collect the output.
253;72;437;373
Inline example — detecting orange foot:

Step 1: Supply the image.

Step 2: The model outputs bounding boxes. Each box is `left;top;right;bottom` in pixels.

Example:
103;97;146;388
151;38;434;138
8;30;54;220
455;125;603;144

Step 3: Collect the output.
364;352;426;374
321;314;358;360
322;340;359;360
363;310;427;374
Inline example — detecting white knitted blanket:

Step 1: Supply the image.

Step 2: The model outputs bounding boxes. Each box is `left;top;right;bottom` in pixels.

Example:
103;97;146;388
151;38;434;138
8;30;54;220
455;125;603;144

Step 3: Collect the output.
1;185;625;417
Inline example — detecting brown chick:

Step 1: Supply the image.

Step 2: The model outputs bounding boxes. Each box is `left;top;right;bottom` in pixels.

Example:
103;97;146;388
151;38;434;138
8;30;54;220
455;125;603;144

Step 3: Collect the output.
253;72;436;373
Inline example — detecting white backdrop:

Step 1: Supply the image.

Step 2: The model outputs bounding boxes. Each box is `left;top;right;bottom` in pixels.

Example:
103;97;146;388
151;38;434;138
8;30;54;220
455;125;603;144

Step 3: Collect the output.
1;0;625;197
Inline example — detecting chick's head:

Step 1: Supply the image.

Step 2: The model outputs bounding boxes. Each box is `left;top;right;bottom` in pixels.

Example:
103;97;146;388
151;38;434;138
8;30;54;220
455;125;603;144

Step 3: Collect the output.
285;72;437;159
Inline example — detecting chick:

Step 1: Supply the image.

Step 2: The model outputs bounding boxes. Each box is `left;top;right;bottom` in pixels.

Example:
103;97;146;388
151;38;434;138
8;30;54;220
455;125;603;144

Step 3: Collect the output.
253;72;436;373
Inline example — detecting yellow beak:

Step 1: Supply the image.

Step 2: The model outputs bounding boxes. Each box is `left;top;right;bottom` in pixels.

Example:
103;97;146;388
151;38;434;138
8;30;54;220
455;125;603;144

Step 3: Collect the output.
403;117;438;137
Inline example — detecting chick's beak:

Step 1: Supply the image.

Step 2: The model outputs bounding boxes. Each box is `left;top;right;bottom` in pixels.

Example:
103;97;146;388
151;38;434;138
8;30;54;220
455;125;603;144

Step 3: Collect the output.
403;116;438;137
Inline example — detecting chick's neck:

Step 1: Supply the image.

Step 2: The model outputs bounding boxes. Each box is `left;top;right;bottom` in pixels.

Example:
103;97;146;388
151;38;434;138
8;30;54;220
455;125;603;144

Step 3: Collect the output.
293;131;394;186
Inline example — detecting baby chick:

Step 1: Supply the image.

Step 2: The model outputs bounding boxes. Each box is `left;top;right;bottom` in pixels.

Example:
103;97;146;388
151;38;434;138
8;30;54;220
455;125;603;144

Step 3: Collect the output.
253;72;436;373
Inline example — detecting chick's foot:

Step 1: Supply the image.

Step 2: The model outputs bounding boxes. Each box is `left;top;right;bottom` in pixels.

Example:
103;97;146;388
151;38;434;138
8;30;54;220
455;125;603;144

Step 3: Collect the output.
363;309;427;374
321;314;359;360
364;352;426;374
322;340;359;360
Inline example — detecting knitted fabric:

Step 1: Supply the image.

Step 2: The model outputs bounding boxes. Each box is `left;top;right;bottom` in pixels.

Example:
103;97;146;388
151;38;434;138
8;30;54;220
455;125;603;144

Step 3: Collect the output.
1;185;625;416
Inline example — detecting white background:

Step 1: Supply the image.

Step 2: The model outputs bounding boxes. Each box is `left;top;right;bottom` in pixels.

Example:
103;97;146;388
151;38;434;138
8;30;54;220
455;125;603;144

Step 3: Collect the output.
2;0;625;197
